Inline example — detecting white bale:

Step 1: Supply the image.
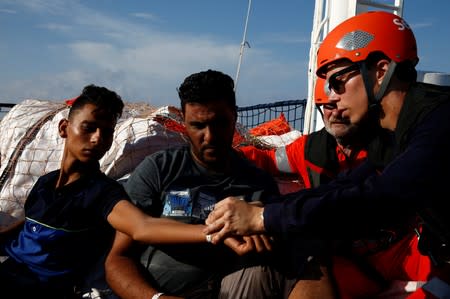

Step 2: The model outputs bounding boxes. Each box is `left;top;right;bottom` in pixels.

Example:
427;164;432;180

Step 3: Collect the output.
0;100;189;231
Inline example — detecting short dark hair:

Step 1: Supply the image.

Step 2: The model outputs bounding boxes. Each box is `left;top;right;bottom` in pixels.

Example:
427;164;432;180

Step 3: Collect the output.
177;69;236;112
69;84;124;120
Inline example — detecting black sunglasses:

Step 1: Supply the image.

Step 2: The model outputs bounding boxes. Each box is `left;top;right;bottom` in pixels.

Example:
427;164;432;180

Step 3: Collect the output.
321;103;338;111
324;63;361;95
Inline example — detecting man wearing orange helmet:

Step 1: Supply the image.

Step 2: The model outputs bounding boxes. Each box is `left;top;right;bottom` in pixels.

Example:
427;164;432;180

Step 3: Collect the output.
240;77;399;298
205;11;450;298
240;77;393;191
240;77;401;298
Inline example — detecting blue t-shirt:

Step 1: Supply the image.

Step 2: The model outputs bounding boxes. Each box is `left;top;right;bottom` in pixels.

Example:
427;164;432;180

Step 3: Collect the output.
3;169;128;285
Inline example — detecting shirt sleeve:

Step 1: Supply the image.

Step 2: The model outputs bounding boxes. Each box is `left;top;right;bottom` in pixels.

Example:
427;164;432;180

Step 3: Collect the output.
101;181;130;220
125;155;162;216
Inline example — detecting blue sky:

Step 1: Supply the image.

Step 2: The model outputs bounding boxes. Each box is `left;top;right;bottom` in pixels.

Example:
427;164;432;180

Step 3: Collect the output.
1;0;450;108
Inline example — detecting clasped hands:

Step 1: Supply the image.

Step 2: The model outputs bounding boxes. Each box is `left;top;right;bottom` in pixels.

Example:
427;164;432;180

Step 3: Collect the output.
204;196;267;255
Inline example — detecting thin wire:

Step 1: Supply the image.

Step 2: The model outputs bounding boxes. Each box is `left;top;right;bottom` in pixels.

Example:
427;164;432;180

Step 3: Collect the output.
235;0;252;93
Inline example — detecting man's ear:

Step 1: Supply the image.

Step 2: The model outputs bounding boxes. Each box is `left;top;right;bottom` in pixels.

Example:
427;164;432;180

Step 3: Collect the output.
376;59;391;84
59;118;69;138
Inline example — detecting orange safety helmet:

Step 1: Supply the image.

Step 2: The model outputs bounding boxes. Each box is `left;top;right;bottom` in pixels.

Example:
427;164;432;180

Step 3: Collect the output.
316;11;418;78
314;77;329;105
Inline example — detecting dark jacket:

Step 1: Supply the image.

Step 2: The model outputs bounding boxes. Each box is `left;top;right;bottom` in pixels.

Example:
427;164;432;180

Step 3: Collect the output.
304;125;394;188
264;82;450;241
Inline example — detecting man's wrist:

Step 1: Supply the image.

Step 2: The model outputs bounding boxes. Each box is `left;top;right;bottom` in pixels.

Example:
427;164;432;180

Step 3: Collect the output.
257;207;265;232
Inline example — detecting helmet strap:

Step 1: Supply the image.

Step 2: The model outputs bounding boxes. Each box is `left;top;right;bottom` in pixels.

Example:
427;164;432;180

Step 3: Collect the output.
374;60;397;103
360;60;397;110
360;62;377;109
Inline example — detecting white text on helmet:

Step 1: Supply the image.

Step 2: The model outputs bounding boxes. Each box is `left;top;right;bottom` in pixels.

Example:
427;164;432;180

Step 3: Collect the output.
393;18;411;31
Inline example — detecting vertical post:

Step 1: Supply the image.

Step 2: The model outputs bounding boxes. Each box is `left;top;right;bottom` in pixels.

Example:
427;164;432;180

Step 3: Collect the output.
235;0;252;94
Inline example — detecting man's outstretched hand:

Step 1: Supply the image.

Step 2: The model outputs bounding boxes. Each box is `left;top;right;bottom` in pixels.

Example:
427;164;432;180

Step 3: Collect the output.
204;196;265;244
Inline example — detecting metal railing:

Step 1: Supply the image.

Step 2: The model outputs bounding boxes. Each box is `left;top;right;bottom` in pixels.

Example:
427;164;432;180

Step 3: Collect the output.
2;100;308;132
237;99;306;132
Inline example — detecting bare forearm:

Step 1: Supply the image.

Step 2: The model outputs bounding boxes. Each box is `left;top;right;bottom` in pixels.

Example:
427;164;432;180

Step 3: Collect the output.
109;200;209;245
105;253;156;299
133;218;208;244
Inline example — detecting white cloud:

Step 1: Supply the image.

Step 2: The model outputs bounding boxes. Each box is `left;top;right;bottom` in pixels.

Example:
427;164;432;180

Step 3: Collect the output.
10;0;72;15
411;22;433;29
38;22;71;32
1;0;309;108
130;12;159;21
0;8;16;14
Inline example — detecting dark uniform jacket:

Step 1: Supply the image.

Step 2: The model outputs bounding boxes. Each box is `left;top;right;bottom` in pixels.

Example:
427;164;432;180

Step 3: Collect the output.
264;83;450;250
